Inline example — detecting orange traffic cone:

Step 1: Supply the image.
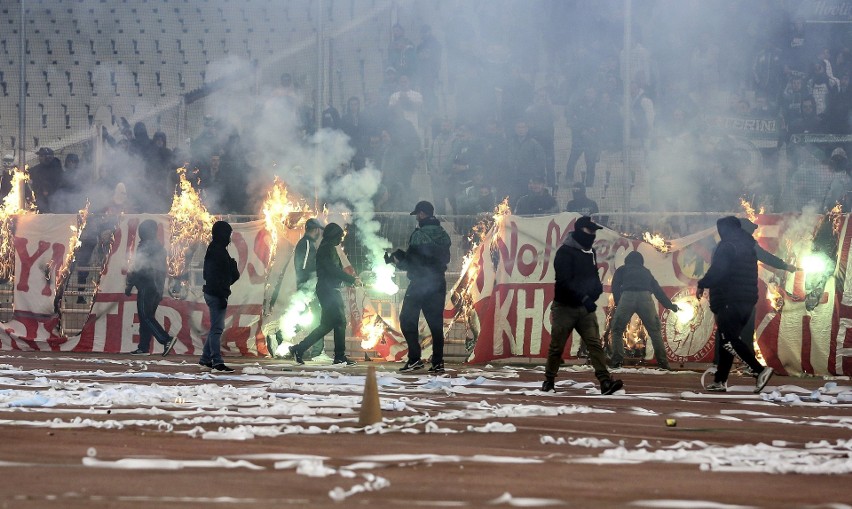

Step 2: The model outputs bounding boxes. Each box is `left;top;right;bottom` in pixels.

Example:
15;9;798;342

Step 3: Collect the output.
358;365;382;427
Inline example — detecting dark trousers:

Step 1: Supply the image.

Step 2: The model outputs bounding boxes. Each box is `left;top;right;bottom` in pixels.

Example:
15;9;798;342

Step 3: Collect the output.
546;302;611;384
201;293;226;365
294;288;347;361
566;137;599;186
137;285;170;351
610;291;669;367
304;296;324;358
714;306;756;363
400;278;446;365
714;303;765;384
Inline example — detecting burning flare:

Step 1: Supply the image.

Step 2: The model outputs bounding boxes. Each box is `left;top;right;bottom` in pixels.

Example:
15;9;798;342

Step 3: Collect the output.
56;203;90;292
360;311;388;350
167;167;215;278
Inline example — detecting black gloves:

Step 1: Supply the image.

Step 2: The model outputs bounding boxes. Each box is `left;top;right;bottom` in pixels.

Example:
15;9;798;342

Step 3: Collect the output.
124;285;133;296
384;252;394;264
582;296;597;313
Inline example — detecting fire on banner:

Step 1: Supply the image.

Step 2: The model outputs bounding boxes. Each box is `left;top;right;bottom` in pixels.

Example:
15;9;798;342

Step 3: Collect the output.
445;212;852;376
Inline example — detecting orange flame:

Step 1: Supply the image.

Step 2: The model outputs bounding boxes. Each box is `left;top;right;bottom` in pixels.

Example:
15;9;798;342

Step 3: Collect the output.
642;232;669;253
740;197;764;223
56;203;90;291
0;168;35;281
261;176;311;262
359;311;388;350
830;202;843;236
167;167;214;278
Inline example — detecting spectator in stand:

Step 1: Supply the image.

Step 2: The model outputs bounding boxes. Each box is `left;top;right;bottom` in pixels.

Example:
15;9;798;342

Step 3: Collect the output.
29;147;63;213
501;66;535;133
416;24;442;119
448;122;483;179
566;185;599;217
788;96;823;135
597;90;623;152
378;67;400;108
566;86;601;187
428;117;456;214
379;115;420;211
525;89;556;186
514;176;557;215
150;131;175;194
786;18;810;73
389;74;423;137
826;73;852;133
811;59;838;116
448;155;473;214
456;170;496;215
752;45;785;100
480;117;508;184
321;103;341;130
388;24;417;79
55;153;84;213
823;148;852;211
130;122;153;161
630;80;655;146
505;119;546;205
341;96;367;165
819;48;841;89
1;153;14;201
780;75;808;123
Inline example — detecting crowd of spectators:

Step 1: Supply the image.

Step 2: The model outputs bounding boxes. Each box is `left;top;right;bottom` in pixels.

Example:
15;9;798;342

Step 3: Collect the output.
8;2;852;220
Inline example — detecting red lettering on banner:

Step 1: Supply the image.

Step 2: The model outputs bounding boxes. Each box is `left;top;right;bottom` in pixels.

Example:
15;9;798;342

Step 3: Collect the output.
517;244;538;277
538;219;571;280
13;239;63;295
494;220;519;276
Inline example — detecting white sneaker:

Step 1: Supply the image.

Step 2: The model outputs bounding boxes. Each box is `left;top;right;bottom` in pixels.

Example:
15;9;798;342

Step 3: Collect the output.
754;367;774;393
310;353;333;364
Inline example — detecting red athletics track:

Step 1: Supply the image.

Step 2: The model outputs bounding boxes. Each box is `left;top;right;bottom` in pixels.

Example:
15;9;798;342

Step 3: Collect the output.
0;353;849;509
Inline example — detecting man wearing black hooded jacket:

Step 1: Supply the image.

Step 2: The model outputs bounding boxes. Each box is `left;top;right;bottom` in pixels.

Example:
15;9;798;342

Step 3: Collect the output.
711;218;797;367
698;216;774;393
199;221;241;373
543;216;623;395
610;251;679;370
126;219;177;356
289;223;361;366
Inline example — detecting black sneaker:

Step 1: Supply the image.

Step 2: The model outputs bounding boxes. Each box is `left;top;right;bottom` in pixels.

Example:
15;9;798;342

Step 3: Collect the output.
428;362;445;374
129;348;149;356
162;336;179;357
212;363;235;373
289;346;304;365
541;377;556;392
199;360;213;371
610;361;623;369
601;379;624;395
332;357;357;367
399;359;425;372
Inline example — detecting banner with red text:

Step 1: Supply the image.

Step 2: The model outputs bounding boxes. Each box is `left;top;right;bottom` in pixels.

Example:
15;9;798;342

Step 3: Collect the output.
446;212;852;376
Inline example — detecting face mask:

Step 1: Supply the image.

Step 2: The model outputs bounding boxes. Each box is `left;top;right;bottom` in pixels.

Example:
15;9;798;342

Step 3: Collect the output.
574;230;596;249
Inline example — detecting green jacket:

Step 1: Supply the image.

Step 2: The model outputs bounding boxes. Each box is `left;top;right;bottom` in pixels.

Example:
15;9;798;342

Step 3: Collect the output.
397;217;452;282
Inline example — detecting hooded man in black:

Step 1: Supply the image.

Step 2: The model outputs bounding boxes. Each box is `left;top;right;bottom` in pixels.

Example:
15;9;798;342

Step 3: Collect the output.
126;219;177;356
289;223;361;366
610;251;679;370
698;216;774;393
711;218;798;368
544;216;623;394
199;220;241;372
388;201;452;373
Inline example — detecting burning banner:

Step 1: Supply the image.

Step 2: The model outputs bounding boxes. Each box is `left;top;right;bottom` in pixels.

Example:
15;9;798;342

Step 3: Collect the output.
444;211;852;376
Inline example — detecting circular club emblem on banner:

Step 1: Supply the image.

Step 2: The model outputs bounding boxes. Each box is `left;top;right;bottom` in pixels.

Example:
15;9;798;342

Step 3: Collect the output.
661;289;715;362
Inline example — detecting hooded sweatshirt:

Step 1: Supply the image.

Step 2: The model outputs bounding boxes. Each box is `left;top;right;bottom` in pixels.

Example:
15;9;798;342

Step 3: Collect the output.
396;216;452;282
314;223;356;293
553;231;603;306
203;221;240;299
739;218;791;271
698;216;758;312
611;251;676;309
127;219;167;297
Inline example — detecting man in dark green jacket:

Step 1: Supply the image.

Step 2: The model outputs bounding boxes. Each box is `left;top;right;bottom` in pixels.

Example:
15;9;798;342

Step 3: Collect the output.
387;201;452;373
289;223;361;366
609;251;679;370
543;216;623;395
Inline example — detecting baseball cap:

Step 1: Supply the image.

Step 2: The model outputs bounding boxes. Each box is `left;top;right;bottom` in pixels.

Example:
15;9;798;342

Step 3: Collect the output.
36;147;53;156
574;216;603;231
410;200;435;216
305;218;325;231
